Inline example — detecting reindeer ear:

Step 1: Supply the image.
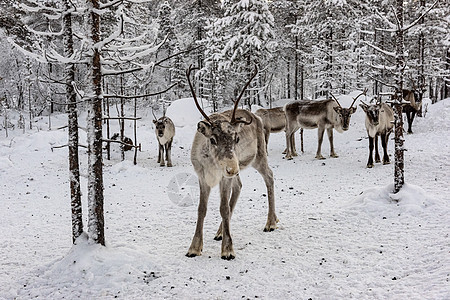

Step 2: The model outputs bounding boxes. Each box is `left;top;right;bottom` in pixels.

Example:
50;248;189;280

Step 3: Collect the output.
333;106;341;113
153;119;157;124
197;121;212;137
350;106;357;114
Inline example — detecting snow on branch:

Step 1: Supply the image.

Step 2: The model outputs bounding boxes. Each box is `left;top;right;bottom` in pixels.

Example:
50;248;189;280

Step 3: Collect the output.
103;83;177;99
402;0;439;32
363;41;396;58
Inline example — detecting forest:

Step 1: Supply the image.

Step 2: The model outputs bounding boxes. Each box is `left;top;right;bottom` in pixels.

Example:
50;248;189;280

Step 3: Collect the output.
0;0;449;299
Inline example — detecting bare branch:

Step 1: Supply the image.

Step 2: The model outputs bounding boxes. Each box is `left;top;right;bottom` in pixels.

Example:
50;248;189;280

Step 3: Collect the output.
103;83;176;99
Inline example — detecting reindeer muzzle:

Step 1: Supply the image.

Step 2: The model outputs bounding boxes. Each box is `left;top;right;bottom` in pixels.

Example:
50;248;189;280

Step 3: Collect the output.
220;158;240;178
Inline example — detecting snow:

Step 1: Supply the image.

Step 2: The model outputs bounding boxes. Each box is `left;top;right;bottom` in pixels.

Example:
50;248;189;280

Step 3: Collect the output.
0;96;449;299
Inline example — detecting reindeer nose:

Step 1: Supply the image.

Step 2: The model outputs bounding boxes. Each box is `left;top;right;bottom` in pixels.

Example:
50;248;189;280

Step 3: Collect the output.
225;167;239;177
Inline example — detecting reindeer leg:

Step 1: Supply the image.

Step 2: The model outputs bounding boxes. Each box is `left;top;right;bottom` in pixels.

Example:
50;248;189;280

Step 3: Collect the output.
215;176;242;241
264;129;270;154
292;131;298;156
157;143;162;163
409;111;416;134
381;133;390;164
327;128;338;158
367;136;374;168
219;177;235;260
166;139;173;167
406;111;413;134
284;129;294;160
315;127;326;159
186;180;211;257
159;144;165;167
252;157;278;232
374;134;381;163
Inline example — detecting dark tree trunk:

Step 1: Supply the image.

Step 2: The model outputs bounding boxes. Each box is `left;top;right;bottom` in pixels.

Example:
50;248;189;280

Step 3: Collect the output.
63;0;83;243
393;0;405;194
87;0;105;246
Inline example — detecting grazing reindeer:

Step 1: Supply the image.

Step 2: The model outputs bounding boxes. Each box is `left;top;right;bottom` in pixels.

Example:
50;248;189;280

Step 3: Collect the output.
254;106;286;152
111;133;133;151
284;90;366;160
152;109;175;167
360;99;394;168
186;65;278;260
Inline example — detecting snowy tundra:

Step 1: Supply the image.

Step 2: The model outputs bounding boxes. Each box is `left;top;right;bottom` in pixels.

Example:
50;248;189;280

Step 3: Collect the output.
0;93;449;299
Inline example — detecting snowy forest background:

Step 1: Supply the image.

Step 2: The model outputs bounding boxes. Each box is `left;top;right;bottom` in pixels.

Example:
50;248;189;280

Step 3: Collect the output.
0;0;449;298
0;0;449;117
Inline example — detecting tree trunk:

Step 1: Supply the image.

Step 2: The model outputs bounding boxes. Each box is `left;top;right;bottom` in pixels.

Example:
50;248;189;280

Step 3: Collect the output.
63;0;83;243
393;0;405;194
87;0;105;246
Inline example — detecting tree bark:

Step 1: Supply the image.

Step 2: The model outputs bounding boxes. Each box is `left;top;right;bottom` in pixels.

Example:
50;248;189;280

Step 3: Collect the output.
393;0;405;194
63;0;83;243
87;0;105;245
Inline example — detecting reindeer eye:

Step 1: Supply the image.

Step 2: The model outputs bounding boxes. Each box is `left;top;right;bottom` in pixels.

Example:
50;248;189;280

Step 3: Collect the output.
235;136;240;144
210;137;217;145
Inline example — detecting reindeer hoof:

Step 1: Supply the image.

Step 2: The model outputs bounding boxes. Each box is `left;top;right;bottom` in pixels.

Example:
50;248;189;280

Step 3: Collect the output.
160;163;165;167
214;235;222;241
167;162;173;167
383;161;390;165
186;252;199;258
186;249;202;257
221;253;235;260
315;155;325;160
366;164;374;168
263;227;275;232
330;154;339;158
285;156;293;160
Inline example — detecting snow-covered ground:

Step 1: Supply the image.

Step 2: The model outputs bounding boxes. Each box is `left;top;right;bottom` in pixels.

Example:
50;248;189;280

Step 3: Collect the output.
1;94;449;299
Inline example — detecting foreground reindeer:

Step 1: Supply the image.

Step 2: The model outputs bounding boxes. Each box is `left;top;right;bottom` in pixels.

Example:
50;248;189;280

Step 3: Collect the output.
254;107;286;151
360;99;394;168
284;90;366;160
186;66;278;260
152;109;175;167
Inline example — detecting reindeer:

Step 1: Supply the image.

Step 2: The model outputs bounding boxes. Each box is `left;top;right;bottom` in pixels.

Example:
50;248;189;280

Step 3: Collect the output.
185;65;278;260
284;90;366;160
254;107;286;152
359;98;394;168
401;89;422;134
110;133;133;151
152;108;175;167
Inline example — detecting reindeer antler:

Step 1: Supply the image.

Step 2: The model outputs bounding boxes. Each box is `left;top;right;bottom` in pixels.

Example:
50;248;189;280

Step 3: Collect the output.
186;64;211;123
151;107;157;121
230;66;258;125
350;88;368;108
329;92;342;107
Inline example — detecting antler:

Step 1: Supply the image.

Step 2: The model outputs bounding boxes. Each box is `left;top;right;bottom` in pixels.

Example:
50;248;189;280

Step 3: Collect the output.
230;67;258;125
329;92;342;107
350;88;368;108
186;64;211;123
151;107;157;121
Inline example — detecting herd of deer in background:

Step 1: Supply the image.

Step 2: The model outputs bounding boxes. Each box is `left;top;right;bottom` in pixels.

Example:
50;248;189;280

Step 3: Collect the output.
136;66;423;259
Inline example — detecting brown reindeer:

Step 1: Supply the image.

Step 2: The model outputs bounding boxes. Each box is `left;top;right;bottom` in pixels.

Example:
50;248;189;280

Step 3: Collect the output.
284;90;366;160
185;65;278;260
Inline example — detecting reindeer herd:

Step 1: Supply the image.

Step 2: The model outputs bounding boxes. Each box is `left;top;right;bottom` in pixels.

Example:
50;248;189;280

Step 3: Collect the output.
147;66;423;260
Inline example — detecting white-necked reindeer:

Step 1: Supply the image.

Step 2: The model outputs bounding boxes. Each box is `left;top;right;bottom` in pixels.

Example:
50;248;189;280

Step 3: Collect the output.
284;90;366;160
360;98;394;168
186;66;278;260
152;108;175;167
